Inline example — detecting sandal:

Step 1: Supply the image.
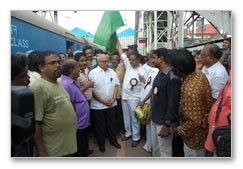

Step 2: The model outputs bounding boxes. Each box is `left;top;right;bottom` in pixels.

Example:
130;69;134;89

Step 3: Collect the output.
131;140;139;147
121;135;130;141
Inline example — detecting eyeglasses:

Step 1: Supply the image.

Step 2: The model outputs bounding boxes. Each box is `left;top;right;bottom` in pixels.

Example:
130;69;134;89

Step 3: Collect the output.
45;60;61;66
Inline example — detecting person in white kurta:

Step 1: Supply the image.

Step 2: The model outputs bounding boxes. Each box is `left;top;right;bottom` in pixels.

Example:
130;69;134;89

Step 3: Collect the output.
117;40;145;147
139;61;159;152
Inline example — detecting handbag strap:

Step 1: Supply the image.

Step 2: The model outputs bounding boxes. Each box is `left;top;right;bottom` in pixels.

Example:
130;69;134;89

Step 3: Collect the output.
215;94;223;122
214;80;228;123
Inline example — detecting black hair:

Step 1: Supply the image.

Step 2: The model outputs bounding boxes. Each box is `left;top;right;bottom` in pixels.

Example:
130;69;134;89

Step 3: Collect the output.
61;59;76;76
140;55;146;64
27;51;41;72
111;52;120;59
83;46;93;54
67;52;73;58
206;44;222;60
58;52;66;57
38;51;57;65
193;50;201;55
224;37;231;44
128;51;141;62
111;52;119;56
152;48;169;62
74;52;86;62
167;48;196;75
95;49;105;55
11;53;27;80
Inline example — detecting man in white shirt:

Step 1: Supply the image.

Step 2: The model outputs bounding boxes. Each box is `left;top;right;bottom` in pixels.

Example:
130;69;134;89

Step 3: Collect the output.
117;39;145;147
88;53;121;153
138;55;159;152
201;44;229;100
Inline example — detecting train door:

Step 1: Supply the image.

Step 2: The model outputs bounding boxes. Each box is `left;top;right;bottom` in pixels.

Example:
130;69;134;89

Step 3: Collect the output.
66;41;74;57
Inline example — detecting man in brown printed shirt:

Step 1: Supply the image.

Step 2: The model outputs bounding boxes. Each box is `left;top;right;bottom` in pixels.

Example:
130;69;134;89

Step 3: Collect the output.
168;48;214;157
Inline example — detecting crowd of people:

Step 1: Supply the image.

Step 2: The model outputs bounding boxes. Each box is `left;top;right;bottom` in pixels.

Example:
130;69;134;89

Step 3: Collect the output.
11;37;231;157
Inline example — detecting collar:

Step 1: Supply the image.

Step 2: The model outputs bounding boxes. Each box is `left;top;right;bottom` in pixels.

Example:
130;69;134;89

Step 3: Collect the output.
162;67;171;75
62;75;76;84
96;66;103;72
80;69;85;74
97;65;109;72
204;61;221;74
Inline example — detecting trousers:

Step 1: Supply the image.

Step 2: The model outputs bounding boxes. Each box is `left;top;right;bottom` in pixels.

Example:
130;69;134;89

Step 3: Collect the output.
151;121;174;157
92;107;117;147
73;127;89;157
122;99;141;141
143;123;152;152
184;143;206;157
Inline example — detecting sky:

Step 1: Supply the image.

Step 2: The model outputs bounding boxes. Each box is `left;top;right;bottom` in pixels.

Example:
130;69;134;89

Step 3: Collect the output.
43;11;135;35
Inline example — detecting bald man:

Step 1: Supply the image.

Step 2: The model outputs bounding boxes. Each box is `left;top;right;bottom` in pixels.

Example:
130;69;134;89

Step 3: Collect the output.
201;44;228;100
88;54;121;152
60;58;91;157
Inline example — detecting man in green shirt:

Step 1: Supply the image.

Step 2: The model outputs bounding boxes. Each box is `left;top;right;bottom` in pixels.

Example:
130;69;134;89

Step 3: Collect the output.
30;51;77;157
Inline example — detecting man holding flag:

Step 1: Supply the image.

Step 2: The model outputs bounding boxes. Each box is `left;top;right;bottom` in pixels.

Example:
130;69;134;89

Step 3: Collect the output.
116;39;145;147
94;11;145;147
94;11;124;54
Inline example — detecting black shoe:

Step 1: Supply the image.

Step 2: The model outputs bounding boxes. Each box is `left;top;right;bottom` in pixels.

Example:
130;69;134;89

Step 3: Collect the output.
99;146;105;153
88;149;94;156
110;141;121;149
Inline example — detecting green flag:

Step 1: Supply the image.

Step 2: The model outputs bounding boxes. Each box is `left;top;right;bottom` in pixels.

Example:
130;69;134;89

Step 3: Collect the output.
94;11;124;54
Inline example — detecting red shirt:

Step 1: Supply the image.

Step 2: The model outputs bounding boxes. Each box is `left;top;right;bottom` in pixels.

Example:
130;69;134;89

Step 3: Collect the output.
204;73;231;152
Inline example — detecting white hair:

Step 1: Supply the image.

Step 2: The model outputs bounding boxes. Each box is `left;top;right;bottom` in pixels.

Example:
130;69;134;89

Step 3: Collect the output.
96;53;107;61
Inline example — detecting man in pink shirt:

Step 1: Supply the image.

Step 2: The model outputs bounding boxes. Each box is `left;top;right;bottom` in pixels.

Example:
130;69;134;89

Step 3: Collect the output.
204;55;231;157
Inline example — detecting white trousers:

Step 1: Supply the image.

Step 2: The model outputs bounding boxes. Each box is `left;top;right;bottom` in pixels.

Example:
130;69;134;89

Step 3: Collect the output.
151;121;174;157
143;123;152;152
184;143;206;157
122;99;141;141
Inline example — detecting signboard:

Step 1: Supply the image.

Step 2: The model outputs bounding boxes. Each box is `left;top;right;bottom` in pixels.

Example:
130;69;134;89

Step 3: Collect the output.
139;39;146;43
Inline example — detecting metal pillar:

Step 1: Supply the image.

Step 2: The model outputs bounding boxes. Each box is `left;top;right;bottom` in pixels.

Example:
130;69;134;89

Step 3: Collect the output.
139;10;231;51
142;11;168;53
167;11;172;49
167;11;184;49
149;12;152;52
178;11;184;48
135;11;139;44
54;11;58;24
154;11;158;49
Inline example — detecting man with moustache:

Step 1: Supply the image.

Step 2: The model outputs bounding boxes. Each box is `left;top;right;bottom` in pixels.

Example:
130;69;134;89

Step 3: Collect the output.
11;53;30;86
88;53;121;153
117;40;145;147
201;44;228;100
30;51;77;157
74;52;94;103
61;58;91;157
149;48;181;157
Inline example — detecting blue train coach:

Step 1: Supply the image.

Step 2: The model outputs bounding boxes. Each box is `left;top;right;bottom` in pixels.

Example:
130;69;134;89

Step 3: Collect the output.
11;11;102;54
